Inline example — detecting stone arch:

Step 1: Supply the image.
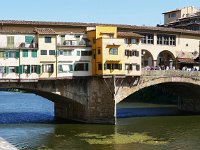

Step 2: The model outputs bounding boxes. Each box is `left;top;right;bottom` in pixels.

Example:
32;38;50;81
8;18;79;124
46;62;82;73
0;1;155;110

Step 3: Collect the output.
115;76;200;104
141;49;154;67
157;50;176;69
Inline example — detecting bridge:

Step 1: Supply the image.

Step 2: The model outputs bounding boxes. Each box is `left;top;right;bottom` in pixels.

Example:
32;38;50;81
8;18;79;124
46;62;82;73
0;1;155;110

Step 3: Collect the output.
1;70;200;124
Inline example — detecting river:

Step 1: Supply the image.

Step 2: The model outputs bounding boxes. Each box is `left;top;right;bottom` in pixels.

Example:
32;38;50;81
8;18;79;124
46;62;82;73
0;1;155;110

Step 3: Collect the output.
0;92;200;150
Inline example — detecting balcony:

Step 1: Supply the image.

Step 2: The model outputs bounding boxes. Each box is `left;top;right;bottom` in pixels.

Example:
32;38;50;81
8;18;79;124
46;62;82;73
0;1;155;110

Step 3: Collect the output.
0;42;38;50
57;39;91;48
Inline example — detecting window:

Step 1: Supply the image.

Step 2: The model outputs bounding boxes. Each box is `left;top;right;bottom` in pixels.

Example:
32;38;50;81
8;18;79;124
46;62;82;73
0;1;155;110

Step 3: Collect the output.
58;64;73;73
98;63;102;70
63;50;72;56
8;66;16;73
98;49;101;55
7;36;14;48
170;13;176;18
131;38;137;44
49;50;55;55
42;64;54;73
124;38;129;44
104;63;122;70
4;51;19;58
125;64;132;70
31;65;37;73
109;48;118;55
74;63;89;71
77;50;81;56
22;50;28;57
45;37;52;43
31;50;37;58
141;34;154;44
41;50;47;55
22;65;30;74
125;50;139;57
81;51;92;56
157;34;176;46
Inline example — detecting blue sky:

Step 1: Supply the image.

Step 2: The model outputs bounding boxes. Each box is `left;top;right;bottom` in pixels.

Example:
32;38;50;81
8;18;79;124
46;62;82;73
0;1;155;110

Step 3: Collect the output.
0;0;199;26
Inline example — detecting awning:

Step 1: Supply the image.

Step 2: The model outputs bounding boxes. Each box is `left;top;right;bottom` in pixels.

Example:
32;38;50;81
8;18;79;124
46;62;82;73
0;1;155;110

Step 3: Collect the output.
177;58;195;64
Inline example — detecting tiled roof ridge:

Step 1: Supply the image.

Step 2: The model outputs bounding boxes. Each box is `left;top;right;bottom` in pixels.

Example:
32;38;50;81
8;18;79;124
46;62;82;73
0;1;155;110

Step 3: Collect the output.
0;20;200;35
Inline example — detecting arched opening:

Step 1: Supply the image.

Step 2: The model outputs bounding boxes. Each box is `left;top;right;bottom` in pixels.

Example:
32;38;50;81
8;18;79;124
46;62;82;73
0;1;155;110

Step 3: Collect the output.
157;50;176;69
117;82;200;118
141;49;154;68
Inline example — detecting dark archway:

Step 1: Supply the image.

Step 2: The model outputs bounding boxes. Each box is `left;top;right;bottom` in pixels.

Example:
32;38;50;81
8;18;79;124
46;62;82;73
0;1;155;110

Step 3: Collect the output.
141;49;154;67
157;50;176;69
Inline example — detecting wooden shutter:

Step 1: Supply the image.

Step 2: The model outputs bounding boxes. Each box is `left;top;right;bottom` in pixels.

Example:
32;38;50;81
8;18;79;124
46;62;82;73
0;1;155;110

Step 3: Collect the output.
36;65;41;74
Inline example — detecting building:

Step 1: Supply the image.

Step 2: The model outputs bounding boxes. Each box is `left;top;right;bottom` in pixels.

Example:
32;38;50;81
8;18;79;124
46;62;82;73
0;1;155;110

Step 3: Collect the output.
162;6;200;31
0;20;199;80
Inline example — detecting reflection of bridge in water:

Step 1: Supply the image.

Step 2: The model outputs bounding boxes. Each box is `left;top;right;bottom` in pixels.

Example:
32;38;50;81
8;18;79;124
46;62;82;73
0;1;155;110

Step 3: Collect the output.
1;70;200;124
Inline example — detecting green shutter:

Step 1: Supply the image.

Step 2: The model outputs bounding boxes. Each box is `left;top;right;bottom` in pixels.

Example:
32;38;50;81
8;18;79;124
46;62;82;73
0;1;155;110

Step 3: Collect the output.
15;51;19;58
5;66;9;74
16;66;19;74
25;36;34;44
22;50;28;57
36;65;41;74
32;50;37;58
17;65;23;74
69;65;73;71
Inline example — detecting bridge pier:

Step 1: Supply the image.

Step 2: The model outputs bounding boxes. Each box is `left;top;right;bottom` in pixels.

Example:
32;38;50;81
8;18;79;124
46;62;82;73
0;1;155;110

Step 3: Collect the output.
53;77;116;124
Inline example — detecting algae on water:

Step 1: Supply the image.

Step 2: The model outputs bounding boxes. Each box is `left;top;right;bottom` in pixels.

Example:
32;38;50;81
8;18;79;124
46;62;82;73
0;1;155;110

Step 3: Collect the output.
77;132;168;145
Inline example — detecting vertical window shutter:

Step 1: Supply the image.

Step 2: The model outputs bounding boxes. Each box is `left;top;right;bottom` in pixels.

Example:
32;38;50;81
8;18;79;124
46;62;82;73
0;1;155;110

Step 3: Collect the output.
69;64;73;71
27;65;31;74
37;65;41;74
5;66;9;74
136;51;139;57
119;64;122;70
16;66;19;74
104;63;107;70
16;51;19;58
51;64;54;73
85;63;89;71
19;65;23;74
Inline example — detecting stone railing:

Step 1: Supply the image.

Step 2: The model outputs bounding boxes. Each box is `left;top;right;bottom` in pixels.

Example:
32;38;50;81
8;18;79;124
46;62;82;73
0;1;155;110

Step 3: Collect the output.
142;70;200;79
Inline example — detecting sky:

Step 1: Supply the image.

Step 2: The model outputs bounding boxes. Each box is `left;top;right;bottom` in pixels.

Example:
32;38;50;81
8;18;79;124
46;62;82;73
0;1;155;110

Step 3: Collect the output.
0;0;199;26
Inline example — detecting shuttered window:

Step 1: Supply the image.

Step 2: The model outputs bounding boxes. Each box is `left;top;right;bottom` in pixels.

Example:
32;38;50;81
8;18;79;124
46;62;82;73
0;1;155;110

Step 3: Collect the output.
22;50;28;57
31;50;37;58
7;36;14;48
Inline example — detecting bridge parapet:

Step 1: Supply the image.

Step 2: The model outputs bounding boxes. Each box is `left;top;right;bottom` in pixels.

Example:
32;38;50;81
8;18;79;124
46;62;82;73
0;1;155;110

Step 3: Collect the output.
142;70;200;79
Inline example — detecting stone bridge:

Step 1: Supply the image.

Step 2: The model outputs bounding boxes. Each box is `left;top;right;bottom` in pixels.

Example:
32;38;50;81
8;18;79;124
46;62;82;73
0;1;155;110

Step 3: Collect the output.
1;70;200;124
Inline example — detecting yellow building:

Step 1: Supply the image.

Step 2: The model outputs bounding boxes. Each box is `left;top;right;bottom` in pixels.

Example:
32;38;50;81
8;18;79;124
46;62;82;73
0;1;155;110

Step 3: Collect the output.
87;26;124;76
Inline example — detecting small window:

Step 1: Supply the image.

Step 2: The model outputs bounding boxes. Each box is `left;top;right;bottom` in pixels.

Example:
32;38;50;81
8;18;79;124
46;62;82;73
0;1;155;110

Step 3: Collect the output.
109;48;118;55
77;50;81;56
41;50;47;55
49;50;55;55
98;49;101;55
98;64;102;70
45;37;52;43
